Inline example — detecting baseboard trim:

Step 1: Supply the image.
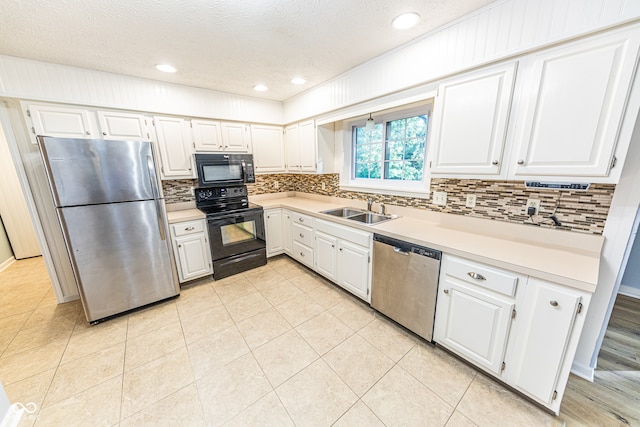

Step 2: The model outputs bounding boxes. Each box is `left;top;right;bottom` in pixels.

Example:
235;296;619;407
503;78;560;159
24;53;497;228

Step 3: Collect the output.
571;361;595;382
0;256;15;272
618;285;640;299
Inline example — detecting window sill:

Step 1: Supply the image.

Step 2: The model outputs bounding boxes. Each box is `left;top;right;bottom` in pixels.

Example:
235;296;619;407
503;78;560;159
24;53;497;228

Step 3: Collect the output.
339;184;430;199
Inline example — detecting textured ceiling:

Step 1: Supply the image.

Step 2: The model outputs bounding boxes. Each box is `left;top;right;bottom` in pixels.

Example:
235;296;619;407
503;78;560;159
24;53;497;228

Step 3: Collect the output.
0;0;495;101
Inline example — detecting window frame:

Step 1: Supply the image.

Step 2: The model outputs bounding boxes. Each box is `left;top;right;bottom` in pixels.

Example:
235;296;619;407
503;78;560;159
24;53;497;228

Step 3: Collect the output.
341;104;433;198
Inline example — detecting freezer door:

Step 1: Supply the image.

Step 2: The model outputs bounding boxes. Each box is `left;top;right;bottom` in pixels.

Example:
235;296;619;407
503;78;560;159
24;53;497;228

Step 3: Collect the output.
39;137;158;206
59;200;179;322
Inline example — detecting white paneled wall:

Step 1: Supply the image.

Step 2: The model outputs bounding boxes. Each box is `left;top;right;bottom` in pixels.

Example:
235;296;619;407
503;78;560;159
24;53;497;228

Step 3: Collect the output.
0;56;284;124
283;0;640;123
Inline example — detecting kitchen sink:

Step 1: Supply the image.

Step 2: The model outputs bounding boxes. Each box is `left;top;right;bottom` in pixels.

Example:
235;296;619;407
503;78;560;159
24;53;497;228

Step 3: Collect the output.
320;207;398;225
320;207;364;217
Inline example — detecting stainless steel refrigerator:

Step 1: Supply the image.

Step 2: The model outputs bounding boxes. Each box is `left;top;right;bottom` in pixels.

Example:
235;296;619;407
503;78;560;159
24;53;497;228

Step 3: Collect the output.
38;136;179;323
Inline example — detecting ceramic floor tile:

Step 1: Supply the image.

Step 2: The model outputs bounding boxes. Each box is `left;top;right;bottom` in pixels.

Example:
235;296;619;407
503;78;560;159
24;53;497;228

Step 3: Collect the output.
399;342;477;406
180;304;234;345
296;311;353;355
329;298;376;331
333;400;385;427
446;410;479;426
214;278;258;304
187;325;250;380
244;268;288;288
0;312;30;337
22;298;82;329
61;316;128;363
224;391;294;427
235;308;293;349
176;283;223;320
120;383;206;427
307;283;349;309
270;261;309;279
456;374;563;427
121;347;195;419
0;339;67;385
362;365;454;427
276;359;358;427
34;375;122;427
127;300;180;339
3;318;75;357
253;329;319;387
256;279;303;306
3;368;56;423
358;317;417;362
43;341;125;407
125;322;186;371
287;271;324;293
196;352;273;426
224;291;273;323
275;294;325;327
323;334;394;397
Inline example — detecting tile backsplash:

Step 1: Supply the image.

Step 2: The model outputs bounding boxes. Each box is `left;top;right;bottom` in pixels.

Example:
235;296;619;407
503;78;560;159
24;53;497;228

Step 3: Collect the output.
163;174;614;235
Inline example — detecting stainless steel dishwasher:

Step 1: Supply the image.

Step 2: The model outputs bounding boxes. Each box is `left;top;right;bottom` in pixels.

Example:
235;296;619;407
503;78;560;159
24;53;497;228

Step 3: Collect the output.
371;234;442;341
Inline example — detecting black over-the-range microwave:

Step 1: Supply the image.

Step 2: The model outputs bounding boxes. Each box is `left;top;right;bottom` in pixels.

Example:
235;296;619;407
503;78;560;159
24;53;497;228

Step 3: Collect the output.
195;153;256;187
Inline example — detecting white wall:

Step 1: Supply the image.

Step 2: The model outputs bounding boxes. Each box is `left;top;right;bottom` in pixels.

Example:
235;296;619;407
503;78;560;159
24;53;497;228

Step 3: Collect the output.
0;217;13;265
620;224;640;297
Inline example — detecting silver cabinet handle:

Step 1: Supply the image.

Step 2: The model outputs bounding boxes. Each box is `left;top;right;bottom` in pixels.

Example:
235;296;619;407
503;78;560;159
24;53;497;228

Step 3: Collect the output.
550;300;558;307
393;247;410;256
299;218;304;222
85;131;91;135
299;233;304;238
468;272;486;281
339;248;343;252
178;244;182;248
300;252;305;257
443;289;449;294
517;160;525;165
331;244;335;248
185;226;195;231
492;160;499;165
102;131;107;136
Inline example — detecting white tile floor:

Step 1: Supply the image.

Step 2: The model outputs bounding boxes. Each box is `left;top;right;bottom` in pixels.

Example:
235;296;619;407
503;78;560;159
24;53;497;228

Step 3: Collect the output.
0;256;568;426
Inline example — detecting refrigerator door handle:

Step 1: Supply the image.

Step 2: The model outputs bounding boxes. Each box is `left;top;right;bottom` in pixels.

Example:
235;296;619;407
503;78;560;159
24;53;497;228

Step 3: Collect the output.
147;155;166;241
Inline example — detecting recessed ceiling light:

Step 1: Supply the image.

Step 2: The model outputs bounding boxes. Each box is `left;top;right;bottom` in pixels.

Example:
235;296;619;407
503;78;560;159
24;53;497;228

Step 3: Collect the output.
253;84;268;92
155;64;176;73
392;12;420;30
291;77;306;85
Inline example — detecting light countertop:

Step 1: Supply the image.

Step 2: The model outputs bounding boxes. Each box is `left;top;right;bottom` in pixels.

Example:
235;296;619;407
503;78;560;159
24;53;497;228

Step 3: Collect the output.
251;193;604;292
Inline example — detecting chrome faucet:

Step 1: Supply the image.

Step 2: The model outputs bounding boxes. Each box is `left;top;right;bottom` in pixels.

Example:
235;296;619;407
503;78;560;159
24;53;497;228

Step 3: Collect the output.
380;203;386;215
367;198;373;211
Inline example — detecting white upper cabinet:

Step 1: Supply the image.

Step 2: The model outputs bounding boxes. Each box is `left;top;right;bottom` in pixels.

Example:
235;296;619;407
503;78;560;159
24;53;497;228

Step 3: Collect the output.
251;124;286;173
26;104;94;140
511;30;640;179
285;123;301;171
430;63;516;178
97;111;150;141
220;122;251;153
192;119;223;151
285;120;318;172
153;116;195;179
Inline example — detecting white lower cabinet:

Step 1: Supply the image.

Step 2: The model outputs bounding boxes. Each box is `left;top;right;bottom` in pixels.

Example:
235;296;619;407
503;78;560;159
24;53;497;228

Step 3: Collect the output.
264;209;284;257
291;213;314;268
505;278;589;412
434;254;591;414
170;219;212;283
314;219;372;302
282;210;293;255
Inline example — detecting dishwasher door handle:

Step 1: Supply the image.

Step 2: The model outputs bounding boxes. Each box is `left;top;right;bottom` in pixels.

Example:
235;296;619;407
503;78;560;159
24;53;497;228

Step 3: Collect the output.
393;247;410;256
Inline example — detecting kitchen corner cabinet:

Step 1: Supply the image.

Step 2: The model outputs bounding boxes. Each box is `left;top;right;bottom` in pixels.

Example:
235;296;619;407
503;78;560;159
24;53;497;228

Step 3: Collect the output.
286;120;316;172
434;255;523;374
506;278;590;412
251;125;286;173
153;116;195;179
430;63;516;178
170;219;212;283
265;208;284;257
25;104;95;141
511;29;640;179
314;219;371;302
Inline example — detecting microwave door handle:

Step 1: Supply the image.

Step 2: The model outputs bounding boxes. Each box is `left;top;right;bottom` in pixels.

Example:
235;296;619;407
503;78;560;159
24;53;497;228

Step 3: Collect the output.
241;160;247;178
146;155;166;241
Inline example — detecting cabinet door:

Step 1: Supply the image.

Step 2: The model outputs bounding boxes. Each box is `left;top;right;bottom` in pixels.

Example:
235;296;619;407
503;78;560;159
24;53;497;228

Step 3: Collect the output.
27;104;94;140
434;278;514;375
192;119;223;151
97;111;149;141
337;240;370;301
430;63;516;177
508;278;582;405
265;209;284;257
513;32;640;178
285;124;301;171
153;116;194;179
282;210;293;254
251;125;286;173
174;233;212;282
315;231;337;281
299;120;317;172
221;122;251;152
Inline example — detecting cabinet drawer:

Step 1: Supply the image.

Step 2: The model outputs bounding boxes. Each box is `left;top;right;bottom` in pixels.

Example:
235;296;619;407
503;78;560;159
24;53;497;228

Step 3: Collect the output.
291;212;313;226
315;218;371;247
442;255;521;297
292;240;313;268
172;220;205;237
292;223;313;247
